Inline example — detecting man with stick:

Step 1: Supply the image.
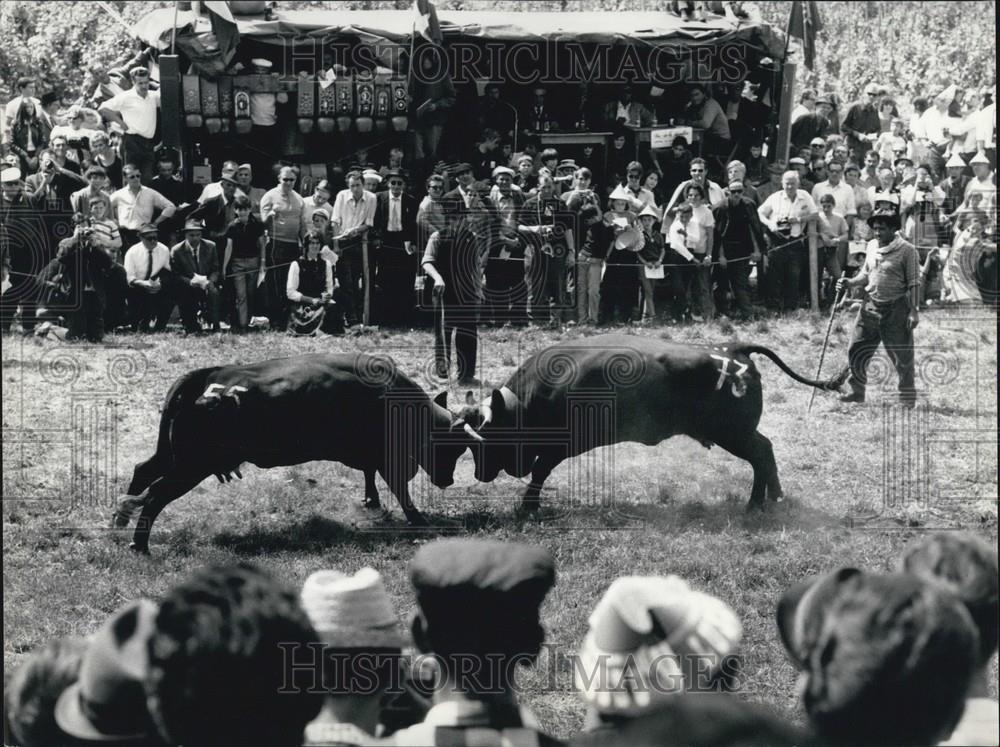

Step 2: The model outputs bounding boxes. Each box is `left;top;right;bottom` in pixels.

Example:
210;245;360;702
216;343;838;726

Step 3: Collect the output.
834;207;920;408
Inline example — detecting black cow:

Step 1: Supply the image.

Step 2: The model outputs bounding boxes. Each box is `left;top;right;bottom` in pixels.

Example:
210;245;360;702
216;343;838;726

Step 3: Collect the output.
458;334;840;511
113;353;472;553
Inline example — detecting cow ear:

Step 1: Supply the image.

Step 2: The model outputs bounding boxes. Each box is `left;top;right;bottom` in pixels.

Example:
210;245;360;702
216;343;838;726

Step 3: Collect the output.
433;391;448;409
490;389;506;416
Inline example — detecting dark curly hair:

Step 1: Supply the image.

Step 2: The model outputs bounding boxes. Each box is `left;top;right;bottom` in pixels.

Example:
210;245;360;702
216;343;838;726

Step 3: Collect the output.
145;563;323;747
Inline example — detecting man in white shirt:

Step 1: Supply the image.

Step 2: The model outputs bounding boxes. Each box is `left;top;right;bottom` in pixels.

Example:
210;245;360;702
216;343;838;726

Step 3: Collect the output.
664;158;726;214
110;164;176;250
122;223;173;332
99;67;160;182
811;161;857;229
914;86;954;176
302;180;335;226
758;171;818;310
975;93;996;169
331;170;376;326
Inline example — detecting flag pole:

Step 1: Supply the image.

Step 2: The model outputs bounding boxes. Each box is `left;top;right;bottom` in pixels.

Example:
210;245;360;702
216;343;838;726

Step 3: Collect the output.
171;1;180;55
782;1;795;63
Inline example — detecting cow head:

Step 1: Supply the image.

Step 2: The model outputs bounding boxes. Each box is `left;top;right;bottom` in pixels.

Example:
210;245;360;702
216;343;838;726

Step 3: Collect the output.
457;387;524;483
423;391;476;489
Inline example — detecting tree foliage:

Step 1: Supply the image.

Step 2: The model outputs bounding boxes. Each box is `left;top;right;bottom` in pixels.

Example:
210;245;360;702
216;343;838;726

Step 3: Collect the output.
2;0;995;114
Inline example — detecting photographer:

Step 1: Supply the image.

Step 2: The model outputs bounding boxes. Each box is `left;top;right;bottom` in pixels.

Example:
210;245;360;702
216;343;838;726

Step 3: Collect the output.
25;149;86;205
55;212;114;342
757;170;818;311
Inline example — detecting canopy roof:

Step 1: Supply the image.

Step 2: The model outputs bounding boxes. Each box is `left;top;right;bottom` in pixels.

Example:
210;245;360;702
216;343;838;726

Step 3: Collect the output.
135;7;786;57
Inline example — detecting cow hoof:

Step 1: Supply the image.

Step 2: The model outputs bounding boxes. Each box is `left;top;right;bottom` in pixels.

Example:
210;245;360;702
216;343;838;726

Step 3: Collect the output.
111;511;130;529
516;502;542;517
127;542;151;556
745;501;765;513
362;496;382;510
405;513;430;528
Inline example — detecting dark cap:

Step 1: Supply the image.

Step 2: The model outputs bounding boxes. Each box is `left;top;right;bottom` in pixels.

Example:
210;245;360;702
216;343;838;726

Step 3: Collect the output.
867;206;900;229
383;169;407;181
410;539;555;654
453;162;473;176
314;178;332;193
220;173;238;185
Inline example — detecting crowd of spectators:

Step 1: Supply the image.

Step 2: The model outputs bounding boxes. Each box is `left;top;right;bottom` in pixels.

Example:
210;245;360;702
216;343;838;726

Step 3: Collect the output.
3;531;996;746
1;71;997;354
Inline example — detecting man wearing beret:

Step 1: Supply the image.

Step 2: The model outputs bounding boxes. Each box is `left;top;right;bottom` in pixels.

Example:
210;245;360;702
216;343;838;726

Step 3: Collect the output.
388;539;562;746
835;207;920;407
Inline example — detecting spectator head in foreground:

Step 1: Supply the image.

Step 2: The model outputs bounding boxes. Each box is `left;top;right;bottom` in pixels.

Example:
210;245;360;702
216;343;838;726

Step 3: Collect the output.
409;538;555;688
5;636;88;747
576;575;742;731
145;563;323;747
298;567;405;743
777;567;978;746
53;600;160;745
898;532;999;746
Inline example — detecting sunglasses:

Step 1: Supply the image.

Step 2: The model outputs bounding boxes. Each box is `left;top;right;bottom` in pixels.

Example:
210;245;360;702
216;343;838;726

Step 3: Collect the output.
125;174;140;180
389;180;404;186
690;168;705;173
281;178;296;182
428;184;444;190
730;188;744;193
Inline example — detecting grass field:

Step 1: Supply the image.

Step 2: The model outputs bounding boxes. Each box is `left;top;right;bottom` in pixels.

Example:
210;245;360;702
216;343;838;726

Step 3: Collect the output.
3;307;997;740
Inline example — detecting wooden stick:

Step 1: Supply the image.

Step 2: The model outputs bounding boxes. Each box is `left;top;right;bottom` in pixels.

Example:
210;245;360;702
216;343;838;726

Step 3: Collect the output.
808;281;845;413
362;236;370;327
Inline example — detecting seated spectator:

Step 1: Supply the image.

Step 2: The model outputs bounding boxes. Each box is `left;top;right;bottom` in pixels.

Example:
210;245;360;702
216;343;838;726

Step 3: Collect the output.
575;575;741;735
897;531;999;746
387;539;561;746
522;85;558;134
5;636;88;747
514;153;538;193
145;563;323;747
170;219;221;333
87;130;123;189
605;84;654;128
122;222;173;332
363;169;383;193
777;568;978;746
685;84;731;163
469;127;502;180
222;195;267;332
51;600;160;745
286;229;341;336
299;567;406;746
70;165;112;219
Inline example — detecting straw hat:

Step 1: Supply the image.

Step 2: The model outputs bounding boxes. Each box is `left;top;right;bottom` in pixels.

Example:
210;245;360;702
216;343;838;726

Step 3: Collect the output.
575;576;742;717
945;152;967;169
300;568;405;649
608;184;643;210
970;151;991;166
638;203;662;221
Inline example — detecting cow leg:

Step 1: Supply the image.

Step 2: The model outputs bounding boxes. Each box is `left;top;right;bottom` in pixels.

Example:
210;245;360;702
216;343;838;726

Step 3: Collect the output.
712;431;773;511
125;453;166;497
362;468;381;509
520;456;558;513
128;471;208;554
379;467;427;527
759;433;783;502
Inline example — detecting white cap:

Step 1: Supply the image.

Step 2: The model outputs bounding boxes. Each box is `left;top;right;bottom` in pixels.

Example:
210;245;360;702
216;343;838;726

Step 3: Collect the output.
970;151;991;166
1;167;22;183
251;58;273;69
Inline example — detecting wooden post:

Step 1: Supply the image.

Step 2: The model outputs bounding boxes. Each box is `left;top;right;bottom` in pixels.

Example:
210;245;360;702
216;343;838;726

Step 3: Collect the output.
776;62;796;164
362;236;371;326
807;217;819;311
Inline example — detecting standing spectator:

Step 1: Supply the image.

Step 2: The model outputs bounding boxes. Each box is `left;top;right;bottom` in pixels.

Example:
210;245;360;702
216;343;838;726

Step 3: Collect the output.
98;67;160;183
867;166;900;209
147;154;188;211
654;136;693;200
940;152;972;229
373;169;419;326
469;128;502;181
52;600;161;745
680;183;715;321
790;89;816;124
261;166;307;330
600;186;644;324
915;86;956;177
714;180;766;320
725;160;760;205
815;194;849;306
417;172;447;244
899;532;999;746
975;86;996;169
622;161;657;208
522;85;558;135
520;173;575;327
222;195;266;332
49;106;95;167
642;171;665;208
842;83;882;159
301;179;334;227
664;201;700;323
685;84;731;167
776;568;977;746
1;167;47;334
812;160;857;229
170;219;221;333
484;165;528;327
70;166;112;220
122;222;173;332
110;163;176;250
562;167;601;213
234;163;265;217
757;161;785;202
190;172;238;257
299;568;405;746
843;163;870;213
286;230;341;336
26;148;86;204
476;83;516;141
664;157;725;214
877;96;899;132
787;157;814;193
875;116;908;166
835;207;920;407
87;130;123;190
387;539;560;746
758;171;818;312
790;97;832;152
949;93;983;167
36;91;62;140
574;204;609;325
331;170;376;328
859;149;881;188
964;151;996;214
5;97;45;174
3;76;40;140
606;129;633;192
423;202;482;384
637;203;664;322
197;160;239;204
145;564;324;747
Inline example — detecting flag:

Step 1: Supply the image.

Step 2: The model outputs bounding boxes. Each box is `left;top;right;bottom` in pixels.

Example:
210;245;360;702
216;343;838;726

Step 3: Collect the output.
786;0;822;70
409;0;454;126
196;1;240;67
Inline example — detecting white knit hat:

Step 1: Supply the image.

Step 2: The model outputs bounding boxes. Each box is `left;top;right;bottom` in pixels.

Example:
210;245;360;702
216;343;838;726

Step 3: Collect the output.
575;576;742;717
300;568;404;648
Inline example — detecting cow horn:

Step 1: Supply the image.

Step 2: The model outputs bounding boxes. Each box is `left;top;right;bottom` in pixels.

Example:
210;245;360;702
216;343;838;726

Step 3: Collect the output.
481;404;493;426
463;423;485;442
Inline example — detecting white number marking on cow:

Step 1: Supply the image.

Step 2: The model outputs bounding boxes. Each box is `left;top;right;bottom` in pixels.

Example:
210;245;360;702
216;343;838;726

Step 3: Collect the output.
201;383;226;400
201;383;249;405
709;355;750;398
224;385;249;405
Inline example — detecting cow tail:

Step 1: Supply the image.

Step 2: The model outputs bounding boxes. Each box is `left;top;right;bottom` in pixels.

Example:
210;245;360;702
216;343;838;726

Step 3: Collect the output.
736;345;842;390
156;367;223;468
